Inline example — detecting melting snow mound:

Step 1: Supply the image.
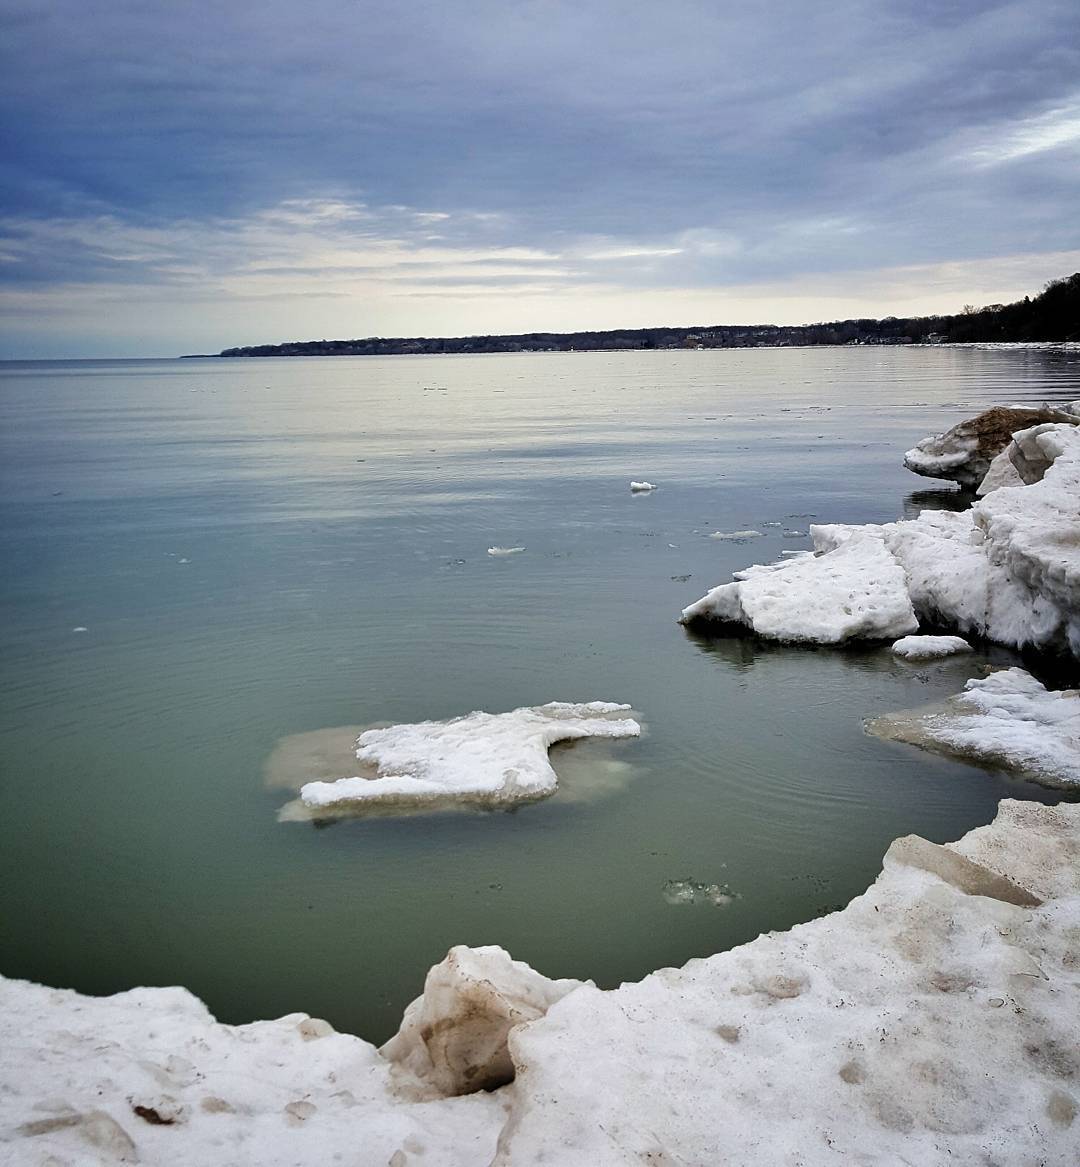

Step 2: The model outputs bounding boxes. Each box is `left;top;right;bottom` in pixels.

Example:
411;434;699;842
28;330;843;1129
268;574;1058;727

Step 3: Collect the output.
868;667;1080;788
682;417;1080;655
299;702;640;811
891;634;972;659
681;528;917;643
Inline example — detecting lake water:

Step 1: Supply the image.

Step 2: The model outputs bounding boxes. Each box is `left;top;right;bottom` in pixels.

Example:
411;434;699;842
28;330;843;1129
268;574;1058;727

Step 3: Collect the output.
1;346;1078;1042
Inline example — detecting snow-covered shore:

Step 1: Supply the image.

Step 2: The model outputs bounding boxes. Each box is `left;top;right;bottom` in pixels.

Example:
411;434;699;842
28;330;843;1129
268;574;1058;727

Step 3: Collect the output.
682;418;1080;656
3;798;1078;1165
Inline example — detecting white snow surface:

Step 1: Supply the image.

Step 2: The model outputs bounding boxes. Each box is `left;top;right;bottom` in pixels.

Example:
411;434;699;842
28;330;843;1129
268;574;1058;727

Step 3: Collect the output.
5;799;1078;1165
891;634;973;659
498;799;1080;1165
683;419;1080;654
299;702;640;810
629;480;656;491
0;958;512;1167
681;528;918;643
869;667;1080;788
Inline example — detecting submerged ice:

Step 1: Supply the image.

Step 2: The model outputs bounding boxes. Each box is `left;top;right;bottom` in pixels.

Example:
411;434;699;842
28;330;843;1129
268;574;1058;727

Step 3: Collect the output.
868;667;1080;788
298;702;641;811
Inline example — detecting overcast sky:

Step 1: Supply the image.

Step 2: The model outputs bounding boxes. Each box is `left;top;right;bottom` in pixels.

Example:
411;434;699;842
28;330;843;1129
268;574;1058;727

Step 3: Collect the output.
2;0;1078;356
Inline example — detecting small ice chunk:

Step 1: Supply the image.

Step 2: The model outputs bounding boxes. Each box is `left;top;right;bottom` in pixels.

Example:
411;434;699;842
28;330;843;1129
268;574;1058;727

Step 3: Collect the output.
662;879;736;908
630;481;657;492
300;702;641;810
487;546;525;556
891;635;973;659
71;626;88;633
708;530;763;541
868;668;1080;788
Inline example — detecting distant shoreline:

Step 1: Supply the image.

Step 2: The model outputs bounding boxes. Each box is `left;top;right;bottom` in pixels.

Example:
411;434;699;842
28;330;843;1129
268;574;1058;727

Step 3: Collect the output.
194;273;1078;358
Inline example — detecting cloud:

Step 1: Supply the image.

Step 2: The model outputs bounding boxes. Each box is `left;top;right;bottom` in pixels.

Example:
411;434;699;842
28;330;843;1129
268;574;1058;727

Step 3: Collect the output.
1;0;1078;353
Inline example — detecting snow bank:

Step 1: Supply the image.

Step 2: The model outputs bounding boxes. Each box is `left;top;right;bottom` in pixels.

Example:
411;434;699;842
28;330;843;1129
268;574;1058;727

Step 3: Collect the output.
299;702;640;811
3;800;1078;1165
903;404;1075;488
868;667;1080;788
891;634;972;659
683;418;1080;654
497;799;1080;1165
629;480;657;492
0;969;509;1167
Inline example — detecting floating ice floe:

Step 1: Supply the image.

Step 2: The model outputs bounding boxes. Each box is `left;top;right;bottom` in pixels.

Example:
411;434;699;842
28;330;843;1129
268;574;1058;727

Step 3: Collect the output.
71;626;88;633
903;404;1076;489
868;667;1080;788
891;634;973;659
683;418;1080;655
487;546;525;556
708;529;763;541
629;481;657;492
299;702;640;811
3;799;1078;1164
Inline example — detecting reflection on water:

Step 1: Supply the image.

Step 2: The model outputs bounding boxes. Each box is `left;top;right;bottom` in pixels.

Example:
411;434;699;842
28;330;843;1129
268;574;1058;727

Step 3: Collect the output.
681;622;907;679
901;487;975;516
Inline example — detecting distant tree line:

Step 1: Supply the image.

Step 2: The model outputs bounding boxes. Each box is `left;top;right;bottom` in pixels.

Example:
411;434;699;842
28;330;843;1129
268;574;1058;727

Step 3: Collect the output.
206;272;1080;358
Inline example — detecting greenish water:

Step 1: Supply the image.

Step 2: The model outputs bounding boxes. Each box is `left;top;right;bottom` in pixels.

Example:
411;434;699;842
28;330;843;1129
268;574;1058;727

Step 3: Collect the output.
1;347;1077;1042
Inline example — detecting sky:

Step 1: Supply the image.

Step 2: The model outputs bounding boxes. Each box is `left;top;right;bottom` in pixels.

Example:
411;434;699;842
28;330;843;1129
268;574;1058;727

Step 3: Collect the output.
1;0;1078;357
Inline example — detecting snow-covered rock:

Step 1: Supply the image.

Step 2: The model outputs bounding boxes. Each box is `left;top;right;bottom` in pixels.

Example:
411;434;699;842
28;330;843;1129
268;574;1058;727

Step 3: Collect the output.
681;528;918;643
496;799;1080;1165
891;634;972;659
684;418;1080;655
299;702;640;812
629;480;657;492
3;800;1078;1165
868;667;1080;788
903;405;1076;488
381;946;585;1098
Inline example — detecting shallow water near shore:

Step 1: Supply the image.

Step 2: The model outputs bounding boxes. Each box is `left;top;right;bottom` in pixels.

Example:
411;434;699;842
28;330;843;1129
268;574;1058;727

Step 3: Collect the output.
1;346;1078;1042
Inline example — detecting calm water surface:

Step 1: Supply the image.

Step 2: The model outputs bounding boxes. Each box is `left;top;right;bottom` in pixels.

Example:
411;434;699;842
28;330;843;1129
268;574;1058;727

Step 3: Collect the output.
1;347;1078;1041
